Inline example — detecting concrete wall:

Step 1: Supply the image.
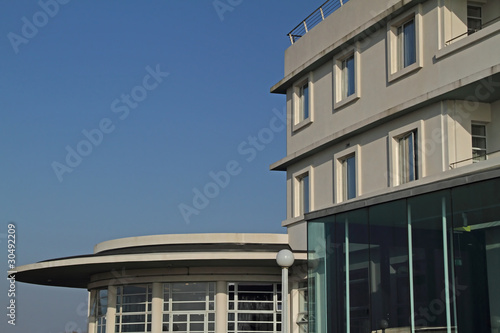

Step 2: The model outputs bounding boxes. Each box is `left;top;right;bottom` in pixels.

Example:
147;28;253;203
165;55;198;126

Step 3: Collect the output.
281;0;500;156
278;0;500;251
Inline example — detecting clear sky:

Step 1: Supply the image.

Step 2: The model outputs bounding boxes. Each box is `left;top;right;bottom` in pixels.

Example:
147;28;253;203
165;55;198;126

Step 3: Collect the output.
1;1;324;332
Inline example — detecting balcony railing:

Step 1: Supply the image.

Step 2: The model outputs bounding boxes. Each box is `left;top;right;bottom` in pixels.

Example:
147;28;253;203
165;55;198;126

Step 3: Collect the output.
449;150;500;169
287;0;350;44
445;16;500;45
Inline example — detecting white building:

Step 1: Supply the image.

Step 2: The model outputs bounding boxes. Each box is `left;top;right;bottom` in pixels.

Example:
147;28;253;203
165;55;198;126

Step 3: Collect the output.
14;233;308;333
270;0;500;332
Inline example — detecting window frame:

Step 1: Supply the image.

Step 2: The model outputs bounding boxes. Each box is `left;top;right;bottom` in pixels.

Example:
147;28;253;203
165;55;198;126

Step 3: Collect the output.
115;284;153;333
398;131;418;184
333;44;361;109
293;167;312;217
387;5;423;82
227;282;282;333
292;73;314;132
471;122;487;162
467;4;483;35
388;120;424;187
334;145;361;203
162;282;216;333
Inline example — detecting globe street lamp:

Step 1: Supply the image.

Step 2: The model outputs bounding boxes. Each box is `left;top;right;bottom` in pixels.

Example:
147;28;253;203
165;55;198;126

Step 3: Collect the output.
276;249;295;333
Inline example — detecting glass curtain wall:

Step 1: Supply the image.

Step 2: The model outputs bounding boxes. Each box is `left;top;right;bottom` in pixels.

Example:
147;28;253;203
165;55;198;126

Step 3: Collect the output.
308;178;500;333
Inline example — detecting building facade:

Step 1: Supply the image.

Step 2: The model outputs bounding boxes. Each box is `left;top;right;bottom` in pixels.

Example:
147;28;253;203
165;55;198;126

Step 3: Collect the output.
271;0;500;332
14;233;308;333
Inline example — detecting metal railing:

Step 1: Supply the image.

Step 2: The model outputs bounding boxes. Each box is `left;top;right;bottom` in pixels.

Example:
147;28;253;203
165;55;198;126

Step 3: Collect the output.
287;0;350;44
445;16;500;45
449;150;500;169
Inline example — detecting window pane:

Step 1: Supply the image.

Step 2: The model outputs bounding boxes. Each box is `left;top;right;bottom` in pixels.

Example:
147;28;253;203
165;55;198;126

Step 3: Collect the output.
346;55;355;97
338;209;370;333
472;124;486;136
302;174;310;214
302;83;309;119
399;132;417;184
342;155;356;200
369;200;411;331
308;221;329;333
228;282;282;332
468;5;481;18
409;191;454;329
403;19;416;67
451;179;500;333
472;137;486;150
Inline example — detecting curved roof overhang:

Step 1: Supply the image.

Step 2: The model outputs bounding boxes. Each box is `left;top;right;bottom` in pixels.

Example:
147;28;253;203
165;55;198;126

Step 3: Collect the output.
11;233;306;289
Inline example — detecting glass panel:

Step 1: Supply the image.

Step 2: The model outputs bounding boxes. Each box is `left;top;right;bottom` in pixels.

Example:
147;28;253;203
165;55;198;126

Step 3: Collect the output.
409;191;454;329
344;155;356;200
339;209;370;333
301;83;309;120
227;282;281;333
472;124;486;136
308;221;329;333
302;174;310;214
452;178;500;333
472;137;487;149
399;131;417;184
342;55;355;98
369;200;411;332
403;19;416;67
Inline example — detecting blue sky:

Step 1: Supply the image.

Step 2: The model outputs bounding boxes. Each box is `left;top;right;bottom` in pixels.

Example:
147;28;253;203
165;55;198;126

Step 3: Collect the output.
1;1;324;332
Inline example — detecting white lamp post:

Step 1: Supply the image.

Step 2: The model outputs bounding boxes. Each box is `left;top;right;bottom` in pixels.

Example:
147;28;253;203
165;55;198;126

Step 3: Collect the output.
276;249;295;333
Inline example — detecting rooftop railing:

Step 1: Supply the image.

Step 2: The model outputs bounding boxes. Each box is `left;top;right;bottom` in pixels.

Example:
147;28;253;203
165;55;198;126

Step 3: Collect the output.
287;0;350;44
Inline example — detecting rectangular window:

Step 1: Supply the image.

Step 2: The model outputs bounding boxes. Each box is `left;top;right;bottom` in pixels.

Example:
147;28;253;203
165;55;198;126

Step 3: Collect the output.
294;172;310;217
300;173;310;215
162;282;215;333
299;82;309;121
472;124;487;162
115;285;152;333
91;289;108;333
399;131;418;184
397;18;416;70
342;155;356;200
467;5;482;35
228;283;282;333
341;55;355;99
293;74;313;131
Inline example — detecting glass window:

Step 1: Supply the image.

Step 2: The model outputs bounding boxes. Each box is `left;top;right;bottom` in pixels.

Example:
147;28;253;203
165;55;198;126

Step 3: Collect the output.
399;131;417;184
336;209;370;333
341;55;355;99
309;177;500;333
369;200;411;331
115;285;152;333
451;178;500;333
472;123;487;162
297;281;308;333
296;172;310;216
92;289;108;333
308;221;328;333
227;283;282;333
162;282;215;333
467;5;482;35
299;82;309;121
342;155;356;200
397;18;416;70
408;191;454;330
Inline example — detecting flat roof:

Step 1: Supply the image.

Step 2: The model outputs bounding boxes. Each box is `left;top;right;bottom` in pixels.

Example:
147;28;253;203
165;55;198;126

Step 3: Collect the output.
12;233;307;289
